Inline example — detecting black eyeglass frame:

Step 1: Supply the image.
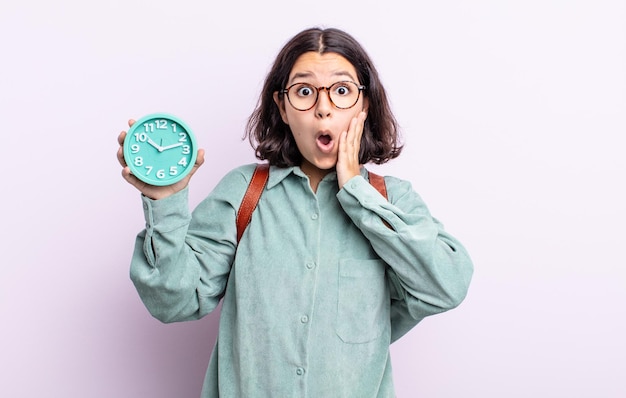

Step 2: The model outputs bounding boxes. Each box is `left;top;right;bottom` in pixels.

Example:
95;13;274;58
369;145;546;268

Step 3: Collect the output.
280;81;367;111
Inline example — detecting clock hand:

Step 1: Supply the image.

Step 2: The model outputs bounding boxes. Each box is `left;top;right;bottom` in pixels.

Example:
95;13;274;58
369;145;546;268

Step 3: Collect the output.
160;142;184;151
147;138;164;152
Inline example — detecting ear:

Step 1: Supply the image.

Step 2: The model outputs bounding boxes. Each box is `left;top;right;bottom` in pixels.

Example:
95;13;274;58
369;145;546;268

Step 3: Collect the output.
273;91;289;125
362;96;369;114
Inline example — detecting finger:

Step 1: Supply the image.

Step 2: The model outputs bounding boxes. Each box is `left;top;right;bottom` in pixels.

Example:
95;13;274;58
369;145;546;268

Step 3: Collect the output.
121;166;138;186
118;130;126;143
346;117;357;146
121;166;153;195
187;149;206;178
353;111;367;145
196;148;206;167
117;130;128;166
340;118;355;152
128;119;136;127
345;114;363;151
339;131;350;158
117;146;127;167
358;111;367;131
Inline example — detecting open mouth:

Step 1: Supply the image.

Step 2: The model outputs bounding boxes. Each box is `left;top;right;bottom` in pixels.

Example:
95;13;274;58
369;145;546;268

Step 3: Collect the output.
315;130;335;154
316;133;334;153
318;134;332;146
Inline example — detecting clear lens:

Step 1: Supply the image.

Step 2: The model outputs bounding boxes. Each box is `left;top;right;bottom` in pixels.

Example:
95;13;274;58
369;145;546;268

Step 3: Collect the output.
285;81;362;111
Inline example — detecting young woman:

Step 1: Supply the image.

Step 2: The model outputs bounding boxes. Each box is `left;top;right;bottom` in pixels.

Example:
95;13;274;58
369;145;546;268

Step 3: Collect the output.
118;27;473;398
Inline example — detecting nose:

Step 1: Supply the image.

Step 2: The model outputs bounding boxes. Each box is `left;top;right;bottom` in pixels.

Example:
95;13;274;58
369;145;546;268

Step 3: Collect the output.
315;88;332;118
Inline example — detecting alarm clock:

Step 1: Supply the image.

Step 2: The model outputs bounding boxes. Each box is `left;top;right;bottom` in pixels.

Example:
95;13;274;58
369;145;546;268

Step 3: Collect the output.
123;113;198;186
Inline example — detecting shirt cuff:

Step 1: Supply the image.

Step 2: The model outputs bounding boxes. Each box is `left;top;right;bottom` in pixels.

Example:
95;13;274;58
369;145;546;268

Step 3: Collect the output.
339;174;388;208
141;188;191;234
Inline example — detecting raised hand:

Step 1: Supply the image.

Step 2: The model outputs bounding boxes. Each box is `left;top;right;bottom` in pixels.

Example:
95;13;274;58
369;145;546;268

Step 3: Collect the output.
336;111;367;189
117;119;205;200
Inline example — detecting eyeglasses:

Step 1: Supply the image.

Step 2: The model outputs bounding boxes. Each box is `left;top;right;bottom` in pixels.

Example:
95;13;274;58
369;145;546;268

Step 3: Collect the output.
280;81;366;111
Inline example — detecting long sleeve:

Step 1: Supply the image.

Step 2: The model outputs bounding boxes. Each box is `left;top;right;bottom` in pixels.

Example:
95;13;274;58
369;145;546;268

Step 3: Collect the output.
129;167;252;323
337;172;474;342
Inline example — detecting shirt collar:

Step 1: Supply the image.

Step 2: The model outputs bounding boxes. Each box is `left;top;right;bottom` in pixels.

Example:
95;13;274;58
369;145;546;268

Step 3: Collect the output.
267;166;338;189
265;166;297;190
265;165;370;190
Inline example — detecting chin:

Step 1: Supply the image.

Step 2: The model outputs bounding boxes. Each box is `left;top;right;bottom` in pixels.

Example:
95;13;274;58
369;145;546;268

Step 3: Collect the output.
314;160;338;171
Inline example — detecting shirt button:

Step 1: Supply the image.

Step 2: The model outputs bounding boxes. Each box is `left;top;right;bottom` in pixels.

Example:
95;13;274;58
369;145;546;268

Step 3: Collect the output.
311;213;318;220
296;367;305;376
300;315;309;323
305;262;315;270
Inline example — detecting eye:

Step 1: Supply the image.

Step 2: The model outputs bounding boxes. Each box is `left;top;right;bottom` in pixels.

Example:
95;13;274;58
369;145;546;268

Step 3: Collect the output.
332;82;353;96
295;84;316;97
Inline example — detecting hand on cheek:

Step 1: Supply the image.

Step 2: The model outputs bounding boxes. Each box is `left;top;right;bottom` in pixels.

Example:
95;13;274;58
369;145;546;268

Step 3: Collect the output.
337;111;367;189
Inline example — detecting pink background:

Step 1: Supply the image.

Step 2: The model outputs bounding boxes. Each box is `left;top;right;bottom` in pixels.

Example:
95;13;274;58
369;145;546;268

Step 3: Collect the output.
1;1;625;396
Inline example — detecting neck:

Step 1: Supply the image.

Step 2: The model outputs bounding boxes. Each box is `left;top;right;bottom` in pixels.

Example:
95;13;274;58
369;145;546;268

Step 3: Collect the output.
300;161;333;193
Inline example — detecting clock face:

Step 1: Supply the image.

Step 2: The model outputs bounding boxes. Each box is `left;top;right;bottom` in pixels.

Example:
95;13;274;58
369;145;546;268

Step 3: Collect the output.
123;113;198;186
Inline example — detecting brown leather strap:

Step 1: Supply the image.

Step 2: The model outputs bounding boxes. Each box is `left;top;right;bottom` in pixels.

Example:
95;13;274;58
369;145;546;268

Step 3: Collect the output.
368;171;388;200
368;171;391;228
236;163;269;243
237;165;389;243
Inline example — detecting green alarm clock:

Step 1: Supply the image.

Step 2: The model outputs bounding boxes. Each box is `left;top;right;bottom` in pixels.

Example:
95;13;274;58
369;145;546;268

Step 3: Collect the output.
123;113;198;186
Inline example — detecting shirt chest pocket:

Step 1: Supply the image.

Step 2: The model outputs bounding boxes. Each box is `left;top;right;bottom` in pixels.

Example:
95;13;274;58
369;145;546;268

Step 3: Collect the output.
336;259;390;344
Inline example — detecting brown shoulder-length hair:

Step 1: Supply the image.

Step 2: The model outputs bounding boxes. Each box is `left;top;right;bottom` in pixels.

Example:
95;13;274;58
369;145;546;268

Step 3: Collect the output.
246;27;403;167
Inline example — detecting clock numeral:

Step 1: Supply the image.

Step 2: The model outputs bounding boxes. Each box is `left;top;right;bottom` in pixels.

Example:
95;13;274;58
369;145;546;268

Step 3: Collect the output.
171;123;177;132
178;157;188;167
143;120;168;132
182;145;190;155
147;167;180;180
131;144;140;153
134;132;148;142
134;157;143;166
178;132;188;142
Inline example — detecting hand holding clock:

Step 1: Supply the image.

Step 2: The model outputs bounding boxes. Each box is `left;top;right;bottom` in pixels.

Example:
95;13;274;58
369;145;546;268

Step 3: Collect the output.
117;115;205;200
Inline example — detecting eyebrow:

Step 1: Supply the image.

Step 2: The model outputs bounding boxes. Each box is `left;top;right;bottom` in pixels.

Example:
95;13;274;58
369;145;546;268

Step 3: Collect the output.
288;70;357;85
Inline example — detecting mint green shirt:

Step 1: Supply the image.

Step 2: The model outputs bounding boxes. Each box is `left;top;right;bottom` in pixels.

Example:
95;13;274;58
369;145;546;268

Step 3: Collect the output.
130;164;473;398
